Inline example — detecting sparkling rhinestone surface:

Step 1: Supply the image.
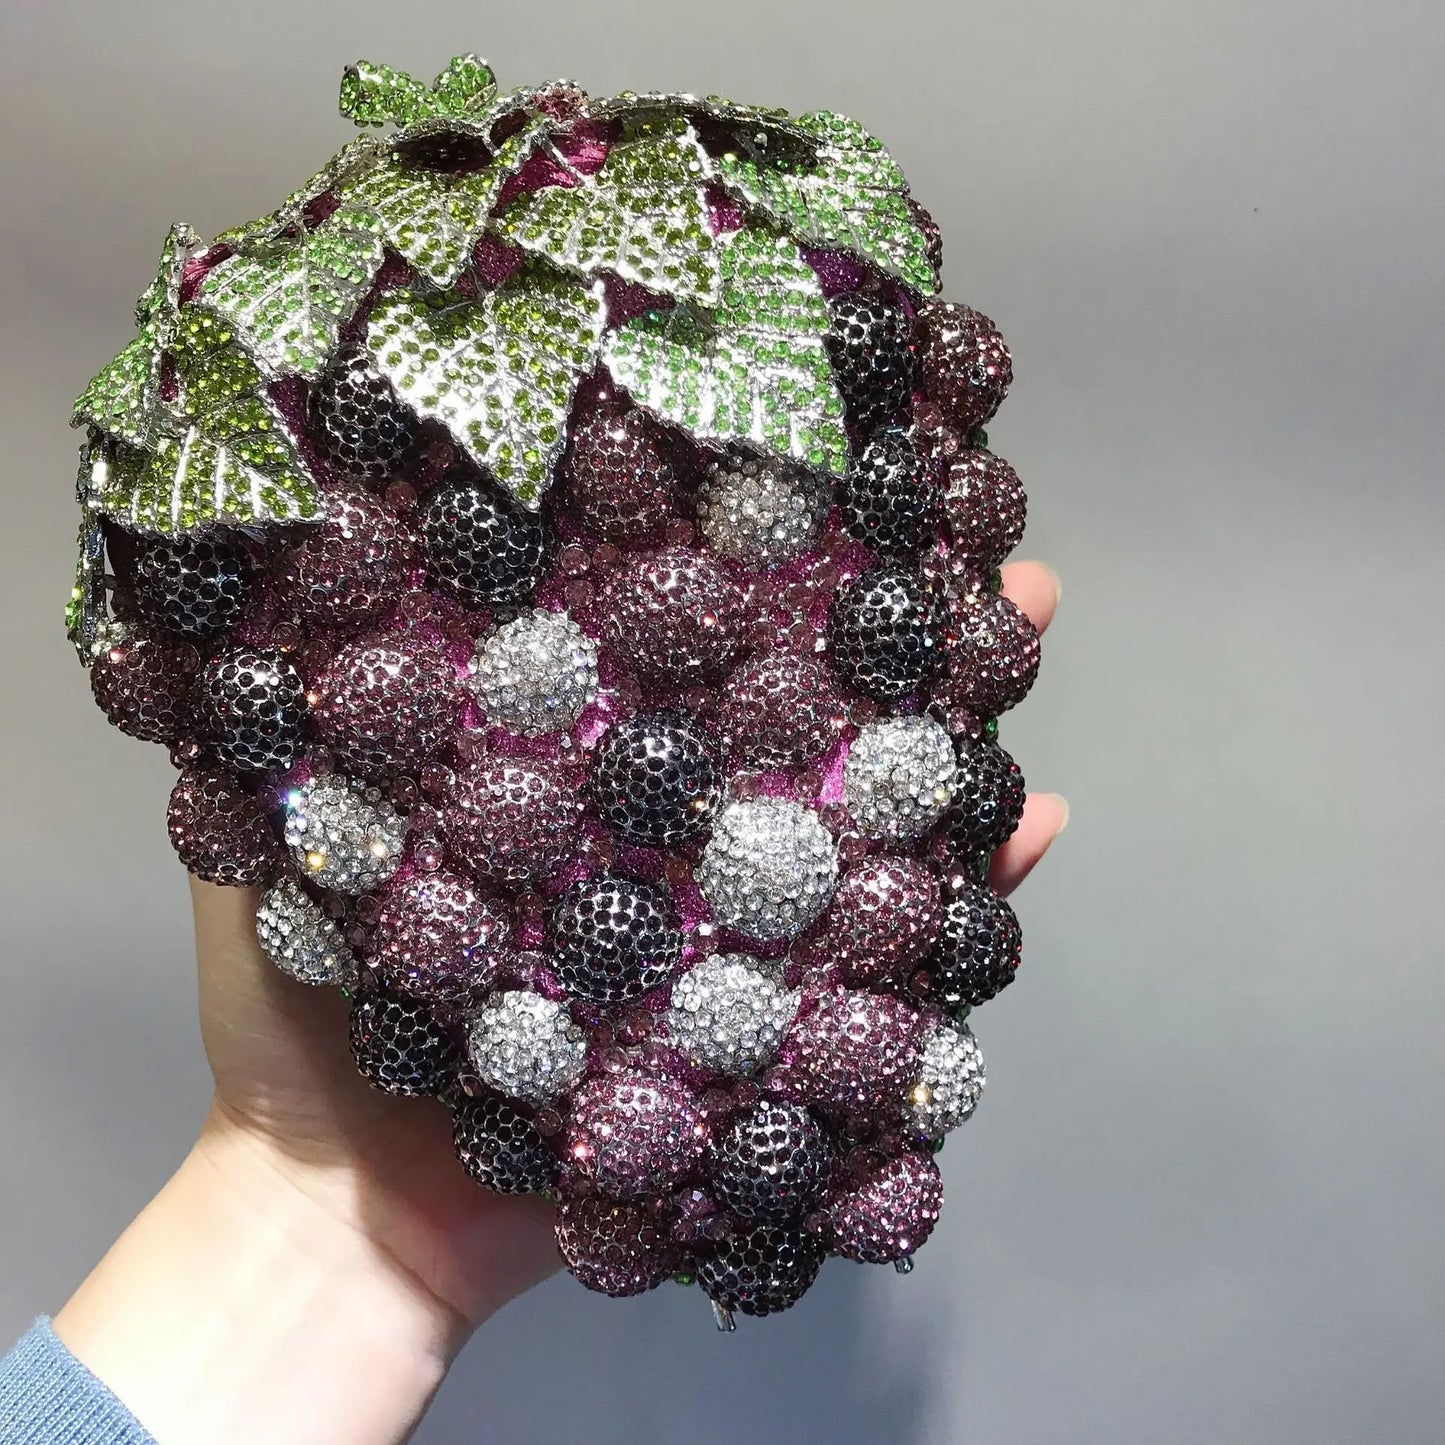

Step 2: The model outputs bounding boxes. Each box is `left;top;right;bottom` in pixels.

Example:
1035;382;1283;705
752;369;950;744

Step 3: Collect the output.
721;651;841;770
825;1151;942;1263
600;548;748;690
308;347;423;483
131;533;253;640
421;474;550;607
773;989;924;1116
823;292;916;431
549;875;685;1004
452;1095;560;1195
946;738;1026;854
442;755;583;888
370;869;511;1002
918;301;1012;433
695;1223;823;1317
255;877;357;987
907;1020;984;1136
828;568;939;703
167;764;278;886
349;989;458;1096
695;798;838;941
696;454;831;568
588;710;722;847
838;432;939;564
941;447;1027;570
708;1101;831;1222
89;629;196;743
556;1195;682;1298
198;647;306;774
664;954;800;1076
566;1070;708;1197
466;989;588;1107
71;59;1046;1315
469;608;598;736
928;878;1023;1010
310;637;462;780
843;714;955;840
282;774;408;894
817;857;942;986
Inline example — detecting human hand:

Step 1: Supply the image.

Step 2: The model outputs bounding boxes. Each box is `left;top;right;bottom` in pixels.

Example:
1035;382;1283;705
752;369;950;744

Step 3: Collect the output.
190;877;559;1331
52;864;554;1445
987;560;1069;891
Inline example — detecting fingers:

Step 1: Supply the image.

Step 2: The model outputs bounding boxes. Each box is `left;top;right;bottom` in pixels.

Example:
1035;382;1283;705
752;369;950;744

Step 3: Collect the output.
989;560;1064;896
1000;560;1061;636
988;792;1069;897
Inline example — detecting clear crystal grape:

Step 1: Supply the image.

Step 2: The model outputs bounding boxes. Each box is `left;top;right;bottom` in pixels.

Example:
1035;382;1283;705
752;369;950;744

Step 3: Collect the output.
468;608;599;736
695;798;838;941
664;954;800;1076
255;878;357;987
907;1020;985;1136
282;774;409;894
466;990;589;1108
843;715;955;840
696;455;831;567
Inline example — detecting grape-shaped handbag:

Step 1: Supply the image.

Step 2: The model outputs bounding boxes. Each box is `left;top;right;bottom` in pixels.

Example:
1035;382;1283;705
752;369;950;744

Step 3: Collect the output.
69;55;1039;1326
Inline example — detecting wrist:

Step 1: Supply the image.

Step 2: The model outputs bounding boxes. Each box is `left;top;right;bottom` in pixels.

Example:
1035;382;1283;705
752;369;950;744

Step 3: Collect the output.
54;1106;470;1445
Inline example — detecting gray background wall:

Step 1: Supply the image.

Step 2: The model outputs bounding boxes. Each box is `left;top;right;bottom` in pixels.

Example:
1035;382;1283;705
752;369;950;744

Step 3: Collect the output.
1;2;1441;1442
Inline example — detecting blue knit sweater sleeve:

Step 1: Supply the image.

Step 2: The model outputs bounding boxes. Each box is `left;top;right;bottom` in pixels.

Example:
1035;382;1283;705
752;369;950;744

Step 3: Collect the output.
0;1319;155;1444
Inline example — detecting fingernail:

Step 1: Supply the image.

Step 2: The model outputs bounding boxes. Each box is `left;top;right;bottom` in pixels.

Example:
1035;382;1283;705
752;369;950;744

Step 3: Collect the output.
1041;563;1063;605
1042;793;1069;833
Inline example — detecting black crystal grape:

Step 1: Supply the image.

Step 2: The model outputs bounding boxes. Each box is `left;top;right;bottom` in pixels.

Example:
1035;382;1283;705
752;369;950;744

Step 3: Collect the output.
131;533;253;640
589;711;722;847
421;475;549;607
348;991;459;1096
823;292;916;431
309;348;422;483
452;1095;560;1195
827;568;940;702
708;1103;832;1223
928;878;1022;1011
838;433;939;563
198;647;306;774
694;1223;824;1317
945;739;1026;855
549;875;684;1005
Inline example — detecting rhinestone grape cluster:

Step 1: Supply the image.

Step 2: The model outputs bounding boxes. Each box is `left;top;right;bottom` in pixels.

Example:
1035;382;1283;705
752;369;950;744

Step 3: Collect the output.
68;54;1045;1325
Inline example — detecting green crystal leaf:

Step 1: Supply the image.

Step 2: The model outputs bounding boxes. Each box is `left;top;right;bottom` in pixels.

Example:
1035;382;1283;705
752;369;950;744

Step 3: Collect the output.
340;117;547;287
66;443;109;660
594;91;818;149
365;266;605;507
72;224;199;446
72;337;159;449
224;69;575;252
340;60;437;128
214;136;391;249
714;110;936;295
340;56;499;129
603;224;849;475
195;204;387;377
387;81;582;147
94;319;317;534
134;222;197;347
492;118;721;304
429;54;498;116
